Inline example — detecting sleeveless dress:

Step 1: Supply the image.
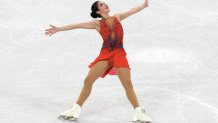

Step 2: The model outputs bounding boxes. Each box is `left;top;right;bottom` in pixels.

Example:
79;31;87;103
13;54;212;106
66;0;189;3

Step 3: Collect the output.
88;15;131;78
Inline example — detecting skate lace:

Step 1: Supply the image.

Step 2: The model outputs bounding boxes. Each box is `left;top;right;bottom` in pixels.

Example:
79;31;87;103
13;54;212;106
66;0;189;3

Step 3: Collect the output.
141;108;146;113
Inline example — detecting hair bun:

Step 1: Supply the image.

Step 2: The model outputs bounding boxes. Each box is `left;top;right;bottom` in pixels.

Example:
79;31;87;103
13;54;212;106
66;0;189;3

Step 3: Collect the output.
90;11;98;18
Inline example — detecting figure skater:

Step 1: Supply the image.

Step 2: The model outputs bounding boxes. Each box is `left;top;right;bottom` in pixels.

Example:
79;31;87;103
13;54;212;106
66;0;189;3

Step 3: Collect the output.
44;0;152;122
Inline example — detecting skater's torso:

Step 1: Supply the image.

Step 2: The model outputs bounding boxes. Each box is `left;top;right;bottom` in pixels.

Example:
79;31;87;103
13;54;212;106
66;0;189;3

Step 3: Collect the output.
95;15;124;52
95;15;121;34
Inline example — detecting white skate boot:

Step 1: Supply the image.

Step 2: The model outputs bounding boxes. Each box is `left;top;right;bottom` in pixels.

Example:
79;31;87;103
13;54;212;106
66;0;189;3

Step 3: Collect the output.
58;103;81;121
132;107;152;123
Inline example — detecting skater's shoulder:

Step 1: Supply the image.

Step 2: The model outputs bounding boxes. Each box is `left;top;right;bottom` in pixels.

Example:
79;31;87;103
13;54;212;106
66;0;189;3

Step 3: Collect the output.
91;19;101;26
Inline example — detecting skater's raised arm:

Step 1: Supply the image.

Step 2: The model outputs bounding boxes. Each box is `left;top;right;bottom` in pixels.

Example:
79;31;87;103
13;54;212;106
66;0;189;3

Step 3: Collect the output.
114;0;149;22
44;20;98;36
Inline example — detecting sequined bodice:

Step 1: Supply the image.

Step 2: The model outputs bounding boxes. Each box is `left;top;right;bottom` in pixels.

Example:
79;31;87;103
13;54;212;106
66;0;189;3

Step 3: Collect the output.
99;16;124;51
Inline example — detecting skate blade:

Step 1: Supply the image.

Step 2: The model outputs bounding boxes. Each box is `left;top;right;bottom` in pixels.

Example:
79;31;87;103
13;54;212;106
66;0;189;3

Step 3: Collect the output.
132;120;151;123
58;115;78;121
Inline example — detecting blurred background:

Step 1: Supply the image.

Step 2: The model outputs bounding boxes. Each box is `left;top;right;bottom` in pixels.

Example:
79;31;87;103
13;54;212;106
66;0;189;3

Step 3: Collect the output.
0;0;218;123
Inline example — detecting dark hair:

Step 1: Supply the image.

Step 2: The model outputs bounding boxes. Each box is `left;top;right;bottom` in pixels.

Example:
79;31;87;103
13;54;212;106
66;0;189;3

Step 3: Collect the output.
90;1;101;18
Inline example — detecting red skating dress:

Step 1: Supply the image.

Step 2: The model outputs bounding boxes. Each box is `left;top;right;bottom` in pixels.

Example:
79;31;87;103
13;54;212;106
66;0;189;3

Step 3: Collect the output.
88;15;131;78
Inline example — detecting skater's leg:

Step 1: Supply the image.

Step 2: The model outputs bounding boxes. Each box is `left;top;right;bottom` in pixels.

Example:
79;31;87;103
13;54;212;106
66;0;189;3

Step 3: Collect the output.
76;60;109;107
114;67;140;109
114;68;153;122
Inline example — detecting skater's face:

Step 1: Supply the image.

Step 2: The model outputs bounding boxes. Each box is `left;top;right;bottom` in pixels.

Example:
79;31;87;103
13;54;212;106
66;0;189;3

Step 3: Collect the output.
96;1;110;15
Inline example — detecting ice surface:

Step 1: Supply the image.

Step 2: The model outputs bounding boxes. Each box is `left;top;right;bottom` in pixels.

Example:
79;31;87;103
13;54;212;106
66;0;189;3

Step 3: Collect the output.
0;0;218;123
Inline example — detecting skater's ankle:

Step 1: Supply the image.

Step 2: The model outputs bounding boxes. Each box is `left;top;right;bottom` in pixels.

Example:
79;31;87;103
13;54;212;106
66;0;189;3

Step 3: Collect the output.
75;102;82;108
134;106;140;110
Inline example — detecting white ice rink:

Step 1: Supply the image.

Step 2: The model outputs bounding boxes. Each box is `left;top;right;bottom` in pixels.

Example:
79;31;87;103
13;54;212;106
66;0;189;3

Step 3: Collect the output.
1;0;218;123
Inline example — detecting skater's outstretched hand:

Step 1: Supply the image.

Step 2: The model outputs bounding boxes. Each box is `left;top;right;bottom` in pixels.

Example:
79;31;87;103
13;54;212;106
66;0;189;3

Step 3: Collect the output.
44;24;60;36
114;0;149;22
143;0;149;7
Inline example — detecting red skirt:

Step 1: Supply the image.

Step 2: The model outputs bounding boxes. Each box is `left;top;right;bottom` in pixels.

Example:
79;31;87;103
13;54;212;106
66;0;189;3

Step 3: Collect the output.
88;48;131;78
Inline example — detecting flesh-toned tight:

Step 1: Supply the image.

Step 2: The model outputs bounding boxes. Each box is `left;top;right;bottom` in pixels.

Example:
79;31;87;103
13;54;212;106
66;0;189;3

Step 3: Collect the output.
76;60;140;109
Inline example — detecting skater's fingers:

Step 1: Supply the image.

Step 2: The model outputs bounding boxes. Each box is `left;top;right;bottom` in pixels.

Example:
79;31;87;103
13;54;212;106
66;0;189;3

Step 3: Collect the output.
45;31;50;35
50;24;56;28
45;30;50;34
45;28;51;31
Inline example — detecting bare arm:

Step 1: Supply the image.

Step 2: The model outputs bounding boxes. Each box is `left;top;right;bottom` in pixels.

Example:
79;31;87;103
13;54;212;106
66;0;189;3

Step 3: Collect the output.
115;0;149;21
45;20;98;36
58;20;97;31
